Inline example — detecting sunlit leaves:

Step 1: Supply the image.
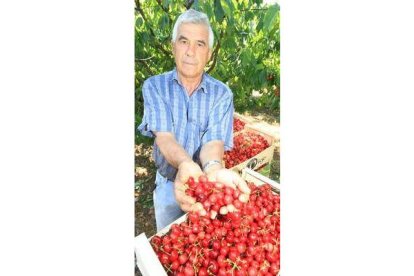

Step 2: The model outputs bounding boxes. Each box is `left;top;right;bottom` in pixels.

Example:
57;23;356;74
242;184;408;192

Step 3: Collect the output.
263;4;280;32
158;14;169;30
135;0;280;141
214;0;225;23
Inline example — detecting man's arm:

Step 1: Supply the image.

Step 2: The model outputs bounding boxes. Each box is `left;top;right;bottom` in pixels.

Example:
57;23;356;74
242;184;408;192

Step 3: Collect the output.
138;81;205;214
154;131;193;169
198;90;250;197
154;131;206;214
199;140;224;175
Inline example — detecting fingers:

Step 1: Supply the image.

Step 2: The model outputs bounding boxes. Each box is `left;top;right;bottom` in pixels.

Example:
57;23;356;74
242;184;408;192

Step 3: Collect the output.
190;202;207;216
238;193;249;203
183;202;207;216
180;202;193;212
174;181;188;195
215;169;237;189
174;161;205;212
177;196;200;213
175;184;207;216
215;169;251;194
176;191;195;206
233;177;251;194
175;182;196;210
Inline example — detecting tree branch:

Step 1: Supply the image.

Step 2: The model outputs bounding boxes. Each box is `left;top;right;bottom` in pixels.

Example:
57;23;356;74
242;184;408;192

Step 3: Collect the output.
156;0;169;14
135;0;147;21
136;0;171;56
136;59;155;76
136;56;154;61
237;8;269;12
207;30;225;74
184;0;194;10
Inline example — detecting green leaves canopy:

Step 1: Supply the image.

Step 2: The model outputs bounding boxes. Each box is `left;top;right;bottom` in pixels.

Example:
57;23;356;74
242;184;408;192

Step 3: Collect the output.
135;0;280;143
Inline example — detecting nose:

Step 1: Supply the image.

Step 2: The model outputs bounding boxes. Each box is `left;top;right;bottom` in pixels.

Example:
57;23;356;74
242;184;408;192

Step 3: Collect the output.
185;42;196;57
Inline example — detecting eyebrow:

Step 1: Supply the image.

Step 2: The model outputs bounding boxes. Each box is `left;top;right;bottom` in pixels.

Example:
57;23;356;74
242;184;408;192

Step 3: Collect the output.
178;35;188;41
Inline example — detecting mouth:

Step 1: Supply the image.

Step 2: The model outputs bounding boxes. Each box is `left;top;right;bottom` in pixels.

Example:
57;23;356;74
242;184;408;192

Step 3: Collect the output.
183;61;197;66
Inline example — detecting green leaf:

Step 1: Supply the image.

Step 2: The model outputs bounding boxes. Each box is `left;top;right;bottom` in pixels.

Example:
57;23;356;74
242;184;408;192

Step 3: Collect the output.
214;0;225;23
135;17;143;28
241;49;251;65
222;0;235;18
221;1;231;16
203;2;214;19
223;35;237;50
162;0;170;9
159;13;169;30
256;14;264;31
259;70;267;86
263;4;280;32
256;64;264;70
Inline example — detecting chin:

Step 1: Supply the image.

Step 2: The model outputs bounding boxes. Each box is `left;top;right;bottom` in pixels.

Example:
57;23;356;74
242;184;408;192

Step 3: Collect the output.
180;68;202;78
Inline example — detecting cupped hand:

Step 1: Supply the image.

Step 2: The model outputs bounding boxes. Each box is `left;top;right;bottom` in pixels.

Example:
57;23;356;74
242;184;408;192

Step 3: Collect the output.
174;160;207;215
207;168;251;195
207;168;251;215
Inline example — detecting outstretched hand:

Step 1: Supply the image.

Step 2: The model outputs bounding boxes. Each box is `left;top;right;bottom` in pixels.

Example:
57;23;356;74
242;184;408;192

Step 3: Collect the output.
206;168;251;217
207;168;251;195
175;162;251;218
174;160;207;215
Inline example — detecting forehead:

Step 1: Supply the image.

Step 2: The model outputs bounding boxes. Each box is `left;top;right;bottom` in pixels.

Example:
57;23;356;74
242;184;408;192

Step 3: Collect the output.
177;23;209;42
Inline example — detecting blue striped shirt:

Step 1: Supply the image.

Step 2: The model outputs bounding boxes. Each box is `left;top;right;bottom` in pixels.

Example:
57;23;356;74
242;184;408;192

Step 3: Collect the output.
138;68;234;181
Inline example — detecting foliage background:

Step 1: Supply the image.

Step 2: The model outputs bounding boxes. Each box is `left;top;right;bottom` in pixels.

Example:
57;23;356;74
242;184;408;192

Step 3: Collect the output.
135;0;280;144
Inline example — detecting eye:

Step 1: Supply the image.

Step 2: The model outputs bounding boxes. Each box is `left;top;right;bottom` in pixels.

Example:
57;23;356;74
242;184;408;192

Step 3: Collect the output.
180;39;188;45
197;42;205;47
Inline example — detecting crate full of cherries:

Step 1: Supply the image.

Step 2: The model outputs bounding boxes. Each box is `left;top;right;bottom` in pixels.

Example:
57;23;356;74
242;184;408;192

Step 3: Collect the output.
225;126;276;174
135;169;280;276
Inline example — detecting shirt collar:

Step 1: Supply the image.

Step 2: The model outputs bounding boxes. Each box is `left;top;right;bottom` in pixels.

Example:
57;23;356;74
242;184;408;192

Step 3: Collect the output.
172;68;208;93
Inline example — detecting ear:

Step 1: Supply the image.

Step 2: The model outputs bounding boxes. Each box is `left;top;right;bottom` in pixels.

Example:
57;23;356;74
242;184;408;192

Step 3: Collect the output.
171;41;176;56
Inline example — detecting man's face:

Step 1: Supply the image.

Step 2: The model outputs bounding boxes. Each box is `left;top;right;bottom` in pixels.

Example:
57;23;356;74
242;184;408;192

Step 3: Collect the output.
172;23;212;80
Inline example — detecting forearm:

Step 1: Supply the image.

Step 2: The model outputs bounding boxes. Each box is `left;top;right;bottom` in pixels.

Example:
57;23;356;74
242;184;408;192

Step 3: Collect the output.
155;132;193;169
199;140;224;174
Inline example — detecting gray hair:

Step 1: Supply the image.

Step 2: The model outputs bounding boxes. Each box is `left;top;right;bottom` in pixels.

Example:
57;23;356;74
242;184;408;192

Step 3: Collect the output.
172;9;214;49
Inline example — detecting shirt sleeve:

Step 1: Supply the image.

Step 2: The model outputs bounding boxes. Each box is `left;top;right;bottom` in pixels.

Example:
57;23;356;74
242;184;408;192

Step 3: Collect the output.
201;90;234;151
137;79;173;137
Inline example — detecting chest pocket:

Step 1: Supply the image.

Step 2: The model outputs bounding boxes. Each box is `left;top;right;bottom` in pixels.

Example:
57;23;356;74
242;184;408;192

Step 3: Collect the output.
196;119;208;141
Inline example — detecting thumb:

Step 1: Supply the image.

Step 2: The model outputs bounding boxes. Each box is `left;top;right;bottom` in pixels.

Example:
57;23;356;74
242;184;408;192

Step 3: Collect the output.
233;177;250;194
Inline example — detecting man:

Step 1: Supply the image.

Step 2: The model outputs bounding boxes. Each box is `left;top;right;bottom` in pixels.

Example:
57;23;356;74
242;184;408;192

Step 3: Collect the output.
138;9;250;231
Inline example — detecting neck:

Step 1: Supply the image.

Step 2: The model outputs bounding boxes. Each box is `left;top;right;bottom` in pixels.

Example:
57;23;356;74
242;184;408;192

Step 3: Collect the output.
178;74;203;96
